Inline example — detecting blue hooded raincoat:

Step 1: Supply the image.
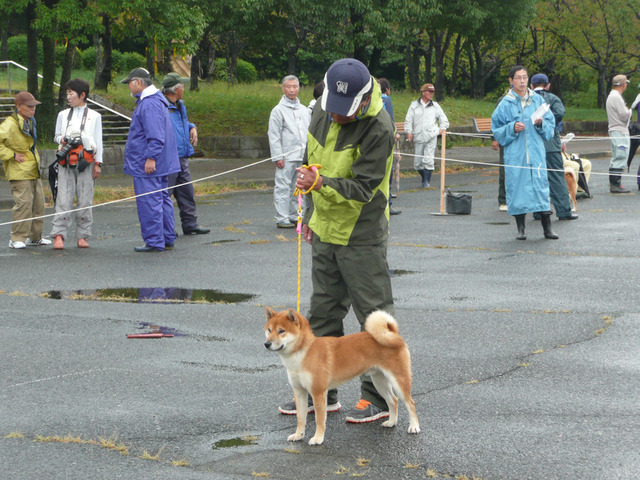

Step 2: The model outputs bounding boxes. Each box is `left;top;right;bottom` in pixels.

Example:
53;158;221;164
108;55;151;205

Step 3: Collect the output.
491;89;555;215
124;85;180;250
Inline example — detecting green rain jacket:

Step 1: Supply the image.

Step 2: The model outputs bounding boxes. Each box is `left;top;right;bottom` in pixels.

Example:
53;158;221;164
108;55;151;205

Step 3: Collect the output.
305;81;395;246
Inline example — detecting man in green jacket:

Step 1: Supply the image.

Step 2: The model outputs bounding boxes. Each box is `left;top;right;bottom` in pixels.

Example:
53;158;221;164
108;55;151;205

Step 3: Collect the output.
531;73;577;220
279;58;396;423
0;91;52;249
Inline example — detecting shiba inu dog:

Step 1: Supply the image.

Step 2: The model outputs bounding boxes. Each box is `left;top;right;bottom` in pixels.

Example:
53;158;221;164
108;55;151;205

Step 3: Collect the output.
564;166;578;212
264;307;420;445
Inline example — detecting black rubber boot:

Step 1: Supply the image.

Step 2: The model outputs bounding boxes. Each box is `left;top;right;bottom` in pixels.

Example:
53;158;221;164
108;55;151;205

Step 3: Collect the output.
418;169;429;187
609;169;631;193
515;214;526;240
540;212;559;239
424;169;433;187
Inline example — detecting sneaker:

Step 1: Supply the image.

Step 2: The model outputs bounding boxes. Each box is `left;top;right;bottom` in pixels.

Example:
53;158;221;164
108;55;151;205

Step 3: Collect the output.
498;204;508;212
25;237;52;246
8;240;26;249
345;399;389;424
276;221;295;229
278;398;342;415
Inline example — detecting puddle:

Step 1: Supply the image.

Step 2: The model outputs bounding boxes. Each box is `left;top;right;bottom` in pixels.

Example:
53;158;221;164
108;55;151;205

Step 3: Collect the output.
137;322;187;337
213;435;259;449
390;269;417;276
44;288;255;304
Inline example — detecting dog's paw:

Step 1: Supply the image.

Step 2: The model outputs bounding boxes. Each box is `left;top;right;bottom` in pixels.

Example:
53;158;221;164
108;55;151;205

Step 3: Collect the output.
408;425;421;434
287;432;304;442
381;419;397;428
308;435;324;445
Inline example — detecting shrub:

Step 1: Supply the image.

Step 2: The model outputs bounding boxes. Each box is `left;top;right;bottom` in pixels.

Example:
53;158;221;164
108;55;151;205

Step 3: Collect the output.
120;52;146;72
79;47;143;73
213;58;258;83
8;35;36;65
80;46;96;70
111;50;123;72
7;35;79;68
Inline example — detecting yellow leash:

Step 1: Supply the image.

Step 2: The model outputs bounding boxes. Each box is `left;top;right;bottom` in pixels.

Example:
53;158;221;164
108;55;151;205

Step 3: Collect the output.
293;165;321;312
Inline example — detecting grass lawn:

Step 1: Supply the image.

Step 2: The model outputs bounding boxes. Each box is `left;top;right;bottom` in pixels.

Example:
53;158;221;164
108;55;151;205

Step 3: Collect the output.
105;80;608;138
1;67;608;139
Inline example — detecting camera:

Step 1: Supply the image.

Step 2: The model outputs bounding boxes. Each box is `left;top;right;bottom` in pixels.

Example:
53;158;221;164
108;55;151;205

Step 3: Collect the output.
55;132;83;162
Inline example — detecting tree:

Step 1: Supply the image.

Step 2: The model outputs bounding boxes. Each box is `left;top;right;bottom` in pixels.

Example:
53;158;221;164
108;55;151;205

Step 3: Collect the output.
537;0;640;108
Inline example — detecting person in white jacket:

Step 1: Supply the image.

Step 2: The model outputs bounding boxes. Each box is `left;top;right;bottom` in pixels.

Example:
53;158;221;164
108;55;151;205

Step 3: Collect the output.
606;74;632;193
404;83;449;187
268;75;310;228
50;78;103;249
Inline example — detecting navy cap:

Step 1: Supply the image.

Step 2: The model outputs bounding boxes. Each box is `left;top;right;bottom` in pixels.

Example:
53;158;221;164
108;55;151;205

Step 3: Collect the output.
531;73;549;85
321;58;373;117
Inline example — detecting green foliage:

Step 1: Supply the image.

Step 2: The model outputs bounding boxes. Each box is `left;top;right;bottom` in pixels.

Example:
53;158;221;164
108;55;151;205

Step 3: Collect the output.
79;47;145;73
80;47;96;71
120;52;146;72
6;35;76;68
213;59;258;83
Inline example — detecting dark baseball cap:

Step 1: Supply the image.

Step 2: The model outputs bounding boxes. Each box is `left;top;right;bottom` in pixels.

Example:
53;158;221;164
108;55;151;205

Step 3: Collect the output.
321;58;373;117
14;91;41;106
531;73;549;85
120;67;151;84
162;72;190;89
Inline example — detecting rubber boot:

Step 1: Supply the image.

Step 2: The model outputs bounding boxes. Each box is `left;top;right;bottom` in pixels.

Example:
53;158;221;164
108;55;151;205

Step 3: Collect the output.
540;212;559;239
423;169;433;187
515;214;526;240
418;169;429;188
609;169;631;193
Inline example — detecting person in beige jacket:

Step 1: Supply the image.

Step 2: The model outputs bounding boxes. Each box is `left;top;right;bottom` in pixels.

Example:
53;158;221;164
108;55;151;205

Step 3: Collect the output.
606;74;633;193
0;91;52;249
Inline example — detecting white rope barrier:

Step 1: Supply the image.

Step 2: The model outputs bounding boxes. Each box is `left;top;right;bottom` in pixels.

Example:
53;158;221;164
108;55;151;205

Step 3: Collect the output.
0;148;303;229
1;129;638;230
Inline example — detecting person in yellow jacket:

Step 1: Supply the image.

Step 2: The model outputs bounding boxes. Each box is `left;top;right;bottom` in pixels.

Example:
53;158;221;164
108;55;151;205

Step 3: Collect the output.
0;91;52;249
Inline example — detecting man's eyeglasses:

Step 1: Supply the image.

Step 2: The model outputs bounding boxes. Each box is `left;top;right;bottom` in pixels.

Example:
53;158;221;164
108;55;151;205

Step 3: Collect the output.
513;75;528;81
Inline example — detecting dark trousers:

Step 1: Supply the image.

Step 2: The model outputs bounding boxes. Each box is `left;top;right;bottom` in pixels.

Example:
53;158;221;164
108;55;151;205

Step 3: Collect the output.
308;238;394;410
168;157;198;232
629;138;640;186
498;146;506;205
546;151;572;218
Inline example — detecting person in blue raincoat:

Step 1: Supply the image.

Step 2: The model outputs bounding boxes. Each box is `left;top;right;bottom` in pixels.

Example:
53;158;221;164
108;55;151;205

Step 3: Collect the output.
120;68;180;252
491;65;558;241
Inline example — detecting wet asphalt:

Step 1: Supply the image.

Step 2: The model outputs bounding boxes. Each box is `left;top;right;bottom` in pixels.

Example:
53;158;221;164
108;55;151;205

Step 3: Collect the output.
1;142;640;480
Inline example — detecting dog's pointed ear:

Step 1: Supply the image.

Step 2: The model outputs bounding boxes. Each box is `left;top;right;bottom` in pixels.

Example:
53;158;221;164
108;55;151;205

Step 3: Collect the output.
287;309;299;324
265;306;277;319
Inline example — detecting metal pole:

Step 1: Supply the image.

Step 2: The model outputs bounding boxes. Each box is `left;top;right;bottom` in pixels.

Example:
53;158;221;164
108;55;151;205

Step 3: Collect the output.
7;62;11;96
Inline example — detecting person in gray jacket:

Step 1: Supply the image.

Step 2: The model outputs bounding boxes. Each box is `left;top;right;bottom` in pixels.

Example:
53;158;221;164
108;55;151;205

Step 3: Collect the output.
268;75;311;228
404;83;449;187
606;74;633;193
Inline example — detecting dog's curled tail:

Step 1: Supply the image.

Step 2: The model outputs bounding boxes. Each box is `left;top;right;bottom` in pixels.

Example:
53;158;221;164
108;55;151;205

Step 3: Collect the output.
364;310;404;348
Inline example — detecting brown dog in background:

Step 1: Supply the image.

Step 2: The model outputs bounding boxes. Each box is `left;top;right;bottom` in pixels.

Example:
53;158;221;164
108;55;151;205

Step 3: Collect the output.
264;307;420;445
564;167;578;212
